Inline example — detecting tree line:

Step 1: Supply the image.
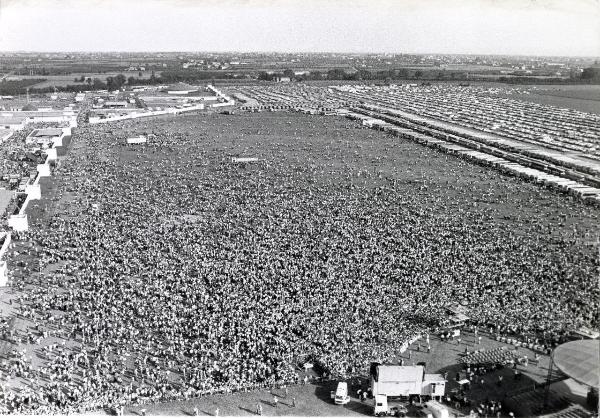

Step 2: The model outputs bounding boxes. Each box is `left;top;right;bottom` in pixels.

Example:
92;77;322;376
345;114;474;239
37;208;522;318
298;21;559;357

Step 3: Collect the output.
4;65;599;96
0;79;46;96
257;68;439;82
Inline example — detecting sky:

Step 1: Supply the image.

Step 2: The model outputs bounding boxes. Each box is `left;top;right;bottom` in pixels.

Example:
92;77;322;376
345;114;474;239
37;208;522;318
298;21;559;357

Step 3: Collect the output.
0;0;598;56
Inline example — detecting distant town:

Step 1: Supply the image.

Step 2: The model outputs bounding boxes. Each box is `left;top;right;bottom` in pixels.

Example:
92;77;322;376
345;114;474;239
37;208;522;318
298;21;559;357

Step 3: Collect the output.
1;52;599;97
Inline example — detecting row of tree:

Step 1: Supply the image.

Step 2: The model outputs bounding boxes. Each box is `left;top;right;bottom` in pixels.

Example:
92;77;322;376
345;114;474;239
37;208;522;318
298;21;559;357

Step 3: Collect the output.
28;79;108;95
257;68;471;82
159;70;235;83
0;79;46;95
257;66;600;83
8;65;600;96
74;72;146;83
581;67;600;80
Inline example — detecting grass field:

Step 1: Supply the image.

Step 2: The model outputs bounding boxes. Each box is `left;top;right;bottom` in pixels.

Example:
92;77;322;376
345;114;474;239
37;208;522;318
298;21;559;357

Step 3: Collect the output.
528;85;600;101
498;85;600;115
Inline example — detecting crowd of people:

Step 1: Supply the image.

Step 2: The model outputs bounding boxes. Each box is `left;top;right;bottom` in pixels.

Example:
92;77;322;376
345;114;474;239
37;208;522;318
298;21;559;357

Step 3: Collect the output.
0;111;598;413
0;127;45;185
0;122;63;224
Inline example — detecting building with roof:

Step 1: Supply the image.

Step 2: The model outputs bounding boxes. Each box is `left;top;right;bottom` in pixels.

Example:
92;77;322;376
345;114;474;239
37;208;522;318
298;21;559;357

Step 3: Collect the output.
27;128;66;147
0;109;77;129
370;365;446;398
0;116;27;131
165;82;199;95
103;101;128;108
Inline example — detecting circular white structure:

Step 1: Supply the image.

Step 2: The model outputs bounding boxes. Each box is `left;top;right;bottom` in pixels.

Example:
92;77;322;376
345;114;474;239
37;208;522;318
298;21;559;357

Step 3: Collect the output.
553;339;600;388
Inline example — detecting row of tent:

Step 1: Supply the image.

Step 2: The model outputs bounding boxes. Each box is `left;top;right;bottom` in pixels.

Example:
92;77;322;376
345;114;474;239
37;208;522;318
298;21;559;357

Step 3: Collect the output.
353;105;600;187
345;111;600;205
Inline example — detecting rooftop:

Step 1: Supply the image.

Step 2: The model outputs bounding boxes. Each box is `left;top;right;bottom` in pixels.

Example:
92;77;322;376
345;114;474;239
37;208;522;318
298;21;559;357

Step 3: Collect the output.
376;365;424;382
166;82;198;92
0;116;27;125
34;128;63;137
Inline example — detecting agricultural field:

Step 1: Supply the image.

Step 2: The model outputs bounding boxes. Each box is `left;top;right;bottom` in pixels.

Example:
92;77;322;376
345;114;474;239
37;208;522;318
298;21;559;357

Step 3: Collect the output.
499;85;600;115
14;71;162;89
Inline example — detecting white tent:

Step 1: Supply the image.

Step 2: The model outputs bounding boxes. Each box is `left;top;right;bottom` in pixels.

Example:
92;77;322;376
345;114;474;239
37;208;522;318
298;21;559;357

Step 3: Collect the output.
553;340;600;388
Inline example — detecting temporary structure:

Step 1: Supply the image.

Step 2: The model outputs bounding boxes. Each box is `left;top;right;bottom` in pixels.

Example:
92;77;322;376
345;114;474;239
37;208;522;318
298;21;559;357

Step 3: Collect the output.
552;339;600;388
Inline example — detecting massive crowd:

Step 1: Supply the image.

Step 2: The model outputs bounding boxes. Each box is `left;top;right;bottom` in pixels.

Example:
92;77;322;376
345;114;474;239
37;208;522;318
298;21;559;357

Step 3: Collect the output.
0;112;598;414
0;128;43;189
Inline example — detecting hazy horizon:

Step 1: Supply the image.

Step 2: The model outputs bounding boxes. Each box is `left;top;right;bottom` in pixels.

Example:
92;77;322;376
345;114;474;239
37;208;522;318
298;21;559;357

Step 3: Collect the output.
0;0;599;57
1;50;599;59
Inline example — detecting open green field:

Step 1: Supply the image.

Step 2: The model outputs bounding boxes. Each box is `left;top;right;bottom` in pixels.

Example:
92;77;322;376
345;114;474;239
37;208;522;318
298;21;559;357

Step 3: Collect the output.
500;85;600;115
527;85;600;100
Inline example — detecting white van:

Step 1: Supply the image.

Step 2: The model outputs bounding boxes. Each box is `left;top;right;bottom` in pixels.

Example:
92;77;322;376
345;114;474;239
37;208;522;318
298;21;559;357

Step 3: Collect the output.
330;382;350;405
374;394;388;416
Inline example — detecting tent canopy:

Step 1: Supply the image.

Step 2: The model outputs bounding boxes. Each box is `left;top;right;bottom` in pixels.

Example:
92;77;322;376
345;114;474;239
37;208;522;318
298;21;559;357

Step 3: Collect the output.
553;339;600;388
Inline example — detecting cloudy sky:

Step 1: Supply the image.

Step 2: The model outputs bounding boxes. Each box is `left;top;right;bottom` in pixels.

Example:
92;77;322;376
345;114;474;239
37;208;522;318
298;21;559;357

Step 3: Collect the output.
0;0;598;56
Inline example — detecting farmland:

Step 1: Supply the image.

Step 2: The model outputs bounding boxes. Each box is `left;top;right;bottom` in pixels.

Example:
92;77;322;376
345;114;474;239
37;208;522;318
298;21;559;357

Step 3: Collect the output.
499;85;600;115
14;72;162;89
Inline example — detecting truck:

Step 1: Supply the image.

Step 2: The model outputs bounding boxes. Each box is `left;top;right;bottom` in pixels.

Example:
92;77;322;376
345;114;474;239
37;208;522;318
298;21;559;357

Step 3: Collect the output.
373;394;408;417
374;396;447;418
424;401;449;418
330;381;350;405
